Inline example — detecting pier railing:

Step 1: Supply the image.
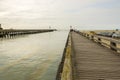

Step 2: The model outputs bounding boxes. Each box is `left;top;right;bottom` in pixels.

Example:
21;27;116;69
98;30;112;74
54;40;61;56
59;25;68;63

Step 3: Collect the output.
75;30;120;53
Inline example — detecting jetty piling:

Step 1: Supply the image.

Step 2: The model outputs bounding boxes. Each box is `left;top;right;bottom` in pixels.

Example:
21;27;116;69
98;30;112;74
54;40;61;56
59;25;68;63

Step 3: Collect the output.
0;29;56;38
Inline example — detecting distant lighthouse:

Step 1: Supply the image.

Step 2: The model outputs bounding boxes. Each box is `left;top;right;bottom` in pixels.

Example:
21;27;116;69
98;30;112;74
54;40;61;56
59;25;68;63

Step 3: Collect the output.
0;24;3;30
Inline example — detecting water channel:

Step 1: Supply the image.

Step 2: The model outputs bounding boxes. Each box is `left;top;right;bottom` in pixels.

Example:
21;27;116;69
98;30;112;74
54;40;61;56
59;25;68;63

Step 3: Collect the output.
0;30;69;80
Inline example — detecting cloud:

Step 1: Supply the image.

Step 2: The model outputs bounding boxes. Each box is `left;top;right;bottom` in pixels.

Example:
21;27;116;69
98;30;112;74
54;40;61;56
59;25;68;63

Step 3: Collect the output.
0;0;119;29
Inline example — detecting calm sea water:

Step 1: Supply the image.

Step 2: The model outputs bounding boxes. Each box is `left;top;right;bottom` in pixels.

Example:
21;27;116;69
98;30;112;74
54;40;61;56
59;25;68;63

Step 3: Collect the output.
0;31;69;80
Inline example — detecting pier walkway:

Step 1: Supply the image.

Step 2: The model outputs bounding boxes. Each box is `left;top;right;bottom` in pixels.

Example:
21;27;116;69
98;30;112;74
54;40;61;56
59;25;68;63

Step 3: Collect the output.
71;31;120;80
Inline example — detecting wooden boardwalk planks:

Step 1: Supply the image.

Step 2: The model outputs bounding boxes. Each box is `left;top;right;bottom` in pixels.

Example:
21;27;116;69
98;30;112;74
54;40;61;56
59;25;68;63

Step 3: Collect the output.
71;32;120;80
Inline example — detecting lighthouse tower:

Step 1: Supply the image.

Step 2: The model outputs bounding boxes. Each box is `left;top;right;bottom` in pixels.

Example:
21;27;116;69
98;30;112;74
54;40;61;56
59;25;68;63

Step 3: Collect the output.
0;24;3;30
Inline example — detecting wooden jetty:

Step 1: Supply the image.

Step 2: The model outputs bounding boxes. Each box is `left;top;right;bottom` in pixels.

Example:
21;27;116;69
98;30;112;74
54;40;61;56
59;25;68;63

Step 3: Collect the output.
0;29;56;38
56;30;120;80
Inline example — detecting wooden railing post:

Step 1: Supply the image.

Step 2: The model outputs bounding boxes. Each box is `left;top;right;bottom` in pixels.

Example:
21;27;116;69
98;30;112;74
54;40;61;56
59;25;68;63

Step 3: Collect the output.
91;35;94;40
87;34;89;38
86;34;87;37
98;38;101;44
110;41;117;52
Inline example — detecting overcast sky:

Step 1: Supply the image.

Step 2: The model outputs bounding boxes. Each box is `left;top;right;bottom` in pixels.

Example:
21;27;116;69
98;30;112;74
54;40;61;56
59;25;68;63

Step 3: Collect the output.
0;0;120;30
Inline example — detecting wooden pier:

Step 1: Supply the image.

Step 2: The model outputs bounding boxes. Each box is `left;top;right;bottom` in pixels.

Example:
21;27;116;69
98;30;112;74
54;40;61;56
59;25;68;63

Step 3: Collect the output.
72;31;120;80
56;30;120;80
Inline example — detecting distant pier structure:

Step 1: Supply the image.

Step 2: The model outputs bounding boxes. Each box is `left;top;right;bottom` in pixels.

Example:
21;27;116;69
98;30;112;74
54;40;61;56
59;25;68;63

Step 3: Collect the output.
0;24;56;38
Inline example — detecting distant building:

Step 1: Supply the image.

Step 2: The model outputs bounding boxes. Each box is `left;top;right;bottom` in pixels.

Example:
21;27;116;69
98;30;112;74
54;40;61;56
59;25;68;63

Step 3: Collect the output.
116;29;120;31
0;24;3;30
115;29;120;34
